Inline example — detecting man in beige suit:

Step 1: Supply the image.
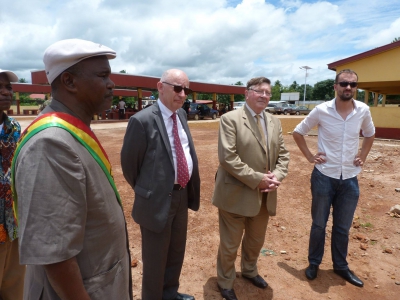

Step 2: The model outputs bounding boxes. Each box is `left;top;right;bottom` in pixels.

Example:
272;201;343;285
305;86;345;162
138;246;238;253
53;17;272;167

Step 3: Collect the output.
212;77;290;300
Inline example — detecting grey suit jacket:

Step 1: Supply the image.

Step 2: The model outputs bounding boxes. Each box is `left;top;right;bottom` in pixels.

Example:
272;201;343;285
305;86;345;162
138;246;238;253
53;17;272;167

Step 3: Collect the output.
121;103;200;233
212;105;290;217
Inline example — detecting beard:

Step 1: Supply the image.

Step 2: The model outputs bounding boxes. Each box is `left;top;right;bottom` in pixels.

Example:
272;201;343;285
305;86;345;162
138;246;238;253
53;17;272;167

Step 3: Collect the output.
338;90;354;101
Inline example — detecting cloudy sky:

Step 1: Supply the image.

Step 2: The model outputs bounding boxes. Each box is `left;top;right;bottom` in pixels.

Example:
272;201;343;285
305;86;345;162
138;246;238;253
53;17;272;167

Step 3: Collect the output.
1;0;400;87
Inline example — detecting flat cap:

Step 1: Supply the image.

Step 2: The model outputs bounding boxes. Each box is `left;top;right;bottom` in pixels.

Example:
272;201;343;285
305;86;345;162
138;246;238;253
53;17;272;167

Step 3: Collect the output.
0;70;18;82
43;38;116;84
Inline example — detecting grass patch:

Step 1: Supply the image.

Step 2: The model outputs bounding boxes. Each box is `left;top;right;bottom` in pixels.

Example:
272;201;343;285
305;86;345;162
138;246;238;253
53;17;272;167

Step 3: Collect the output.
360;222;373;228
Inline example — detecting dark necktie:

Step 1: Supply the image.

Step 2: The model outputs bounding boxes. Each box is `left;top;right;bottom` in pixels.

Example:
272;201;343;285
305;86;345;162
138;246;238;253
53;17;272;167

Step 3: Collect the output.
171;113;189;187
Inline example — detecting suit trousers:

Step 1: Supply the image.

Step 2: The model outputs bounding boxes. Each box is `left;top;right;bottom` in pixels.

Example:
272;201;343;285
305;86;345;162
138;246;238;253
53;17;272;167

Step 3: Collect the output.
217;196;269;289
140;188;188;300
0;238;25;300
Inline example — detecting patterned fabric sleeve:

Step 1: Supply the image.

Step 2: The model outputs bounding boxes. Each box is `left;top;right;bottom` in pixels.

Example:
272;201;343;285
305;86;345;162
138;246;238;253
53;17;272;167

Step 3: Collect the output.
0;115;21;243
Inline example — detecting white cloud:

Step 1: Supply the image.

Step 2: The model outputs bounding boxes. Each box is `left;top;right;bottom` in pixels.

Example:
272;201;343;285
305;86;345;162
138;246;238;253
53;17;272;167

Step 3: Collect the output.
361;18;400;47
1;0;399;87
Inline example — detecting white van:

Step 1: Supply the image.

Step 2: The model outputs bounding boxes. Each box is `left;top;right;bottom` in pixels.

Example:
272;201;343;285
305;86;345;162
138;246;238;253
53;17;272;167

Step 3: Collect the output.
233;101;246;110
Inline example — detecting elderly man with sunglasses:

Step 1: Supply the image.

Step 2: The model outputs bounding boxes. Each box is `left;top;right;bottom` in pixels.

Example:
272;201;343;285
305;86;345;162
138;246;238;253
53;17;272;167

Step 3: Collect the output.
293;69;375;287
121;69;200;300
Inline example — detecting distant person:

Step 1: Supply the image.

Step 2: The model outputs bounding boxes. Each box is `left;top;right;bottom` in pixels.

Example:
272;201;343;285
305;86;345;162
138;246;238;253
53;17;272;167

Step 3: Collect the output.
13;39;132;299
220;104;226;115
293;69;375;287
118;98;126;119
182;100;190;114
212;77;290;300
121;69;200;300
0;69;25;300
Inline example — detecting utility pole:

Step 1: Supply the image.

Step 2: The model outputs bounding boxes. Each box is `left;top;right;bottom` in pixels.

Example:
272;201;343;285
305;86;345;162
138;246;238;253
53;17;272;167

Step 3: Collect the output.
300;66;312;105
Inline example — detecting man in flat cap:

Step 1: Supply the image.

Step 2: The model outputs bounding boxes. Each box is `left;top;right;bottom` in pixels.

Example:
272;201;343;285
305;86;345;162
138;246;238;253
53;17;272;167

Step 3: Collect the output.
0;70;25;300
12;39;132;300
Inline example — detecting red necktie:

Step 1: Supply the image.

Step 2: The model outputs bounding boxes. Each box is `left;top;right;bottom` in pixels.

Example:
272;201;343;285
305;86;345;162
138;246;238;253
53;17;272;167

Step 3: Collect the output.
171;113;190;187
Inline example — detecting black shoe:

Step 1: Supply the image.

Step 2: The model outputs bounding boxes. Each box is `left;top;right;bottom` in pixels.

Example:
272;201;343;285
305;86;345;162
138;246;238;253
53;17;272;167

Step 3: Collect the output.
305;264;319;280
242;274;268;289
172;293;195;300
334;269;364;287
218;285;238;300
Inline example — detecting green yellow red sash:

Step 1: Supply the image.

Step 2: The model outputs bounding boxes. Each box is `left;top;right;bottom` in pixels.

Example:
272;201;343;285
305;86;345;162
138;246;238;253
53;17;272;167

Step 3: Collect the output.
11;112;122;221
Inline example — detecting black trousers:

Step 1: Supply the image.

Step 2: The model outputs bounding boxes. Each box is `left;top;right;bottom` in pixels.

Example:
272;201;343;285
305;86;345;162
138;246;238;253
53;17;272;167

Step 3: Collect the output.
140;188;188;300
119;109;125;119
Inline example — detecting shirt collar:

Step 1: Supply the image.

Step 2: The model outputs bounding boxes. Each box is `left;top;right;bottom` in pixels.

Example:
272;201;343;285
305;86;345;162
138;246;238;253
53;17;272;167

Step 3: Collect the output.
329;98;362;110
245;103;264;119
158;98;175;119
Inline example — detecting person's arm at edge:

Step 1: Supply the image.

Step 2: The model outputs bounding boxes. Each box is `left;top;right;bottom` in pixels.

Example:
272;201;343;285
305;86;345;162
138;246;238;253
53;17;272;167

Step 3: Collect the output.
44;257;90;300
121;117;147;188
354;135;375;166
292;132;314;163
293;131;326;164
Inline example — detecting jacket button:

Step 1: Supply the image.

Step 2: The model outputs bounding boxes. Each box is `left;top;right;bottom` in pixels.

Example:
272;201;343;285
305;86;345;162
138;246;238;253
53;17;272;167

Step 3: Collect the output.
169;192;172;197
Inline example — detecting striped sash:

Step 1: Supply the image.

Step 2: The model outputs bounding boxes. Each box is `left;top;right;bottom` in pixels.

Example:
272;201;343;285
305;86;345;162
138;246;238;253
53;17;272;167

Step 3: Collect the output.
11;112;121;221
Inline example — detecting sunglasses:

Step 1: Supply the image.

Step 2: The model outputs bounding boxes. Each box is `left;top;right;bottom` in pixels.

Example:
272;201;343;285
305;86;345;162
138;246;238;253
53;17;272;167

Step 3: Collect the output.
162;81;192;95
338;81;357;88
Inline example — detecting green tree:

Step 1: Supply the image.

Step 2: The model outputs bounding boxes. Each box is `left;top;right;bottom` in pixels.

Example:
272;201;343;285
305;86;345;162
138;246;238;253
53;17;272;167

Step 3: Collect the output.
271;80;283;100
299;84;314;101
18;78;27;83
119;70;127;73
217;94;230;105
214;81;245;106
356;90;365;101
197;93;212;100
392;37;400;43
312;79;335;100
288;81;300;92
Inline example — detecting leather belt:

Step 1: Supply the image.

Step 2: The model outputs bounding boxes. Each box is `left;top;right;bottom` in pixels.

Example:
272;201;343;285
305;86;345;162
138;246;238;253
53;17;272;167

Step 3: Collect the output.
173;184;185;190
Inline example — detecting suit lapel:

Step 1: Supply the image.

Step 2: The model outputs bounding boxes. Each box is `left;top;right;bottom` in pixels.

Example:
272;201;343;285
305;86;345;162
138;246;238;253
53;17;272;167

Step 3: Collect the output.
178;110;196;160
263;111;274;170
243;106;266;153
152;104;174;168
263;111;274;149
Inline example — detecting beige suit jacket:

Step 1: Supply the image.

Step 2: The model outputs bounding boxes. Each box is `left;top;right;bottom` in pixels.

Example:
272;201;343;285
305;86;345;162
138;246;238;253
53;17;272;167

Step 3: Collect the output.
212;105;290;217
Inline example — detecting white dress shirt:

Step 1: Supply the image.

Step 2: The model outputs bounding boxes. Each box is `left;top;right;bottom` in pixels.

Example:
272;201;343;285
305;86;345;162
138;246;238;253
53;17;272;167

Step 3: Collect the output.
158;99;193;183
294;99;375;180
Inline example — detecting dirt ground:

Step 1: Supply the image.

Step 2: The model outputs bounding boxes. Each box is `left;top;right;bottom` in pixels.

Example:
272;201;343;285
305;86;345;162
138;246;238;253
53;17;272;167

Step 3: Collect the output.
95;119;400;300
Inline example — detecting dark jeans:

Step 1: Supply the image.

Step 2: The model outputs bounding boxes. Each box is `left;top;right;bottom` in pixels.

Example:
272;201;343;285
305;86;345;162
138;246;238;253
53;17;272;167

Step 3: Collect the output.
308;167;359;270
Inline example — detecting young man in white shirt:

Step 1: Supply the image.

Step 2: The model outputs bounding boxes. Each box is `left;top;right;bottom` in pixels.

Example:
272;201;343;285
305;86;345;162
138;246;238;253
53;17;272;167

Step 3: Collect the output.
293;69;375;288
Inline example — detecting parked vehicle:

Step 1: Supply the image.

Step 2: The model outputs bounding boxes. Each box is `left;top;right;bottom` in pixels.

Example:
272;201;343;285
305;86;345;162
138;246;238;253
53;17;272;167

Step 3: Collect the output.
265;104;281;114
278;103;295;115
186;103;219;120
293;105;311;115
